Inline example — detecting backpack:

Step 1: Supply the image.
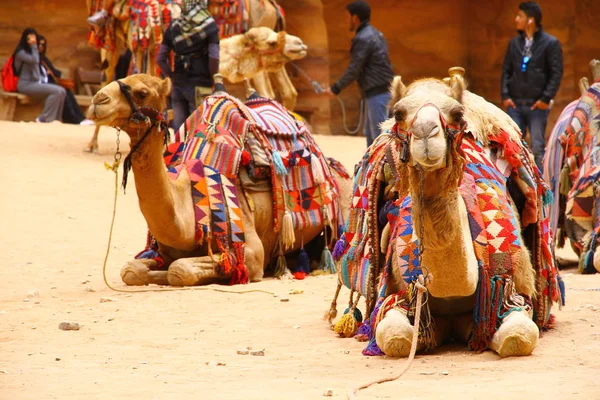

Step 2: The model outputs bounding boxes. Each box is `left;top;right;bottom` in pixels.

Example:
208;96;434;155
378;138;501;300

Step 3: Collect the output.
2;56;20;92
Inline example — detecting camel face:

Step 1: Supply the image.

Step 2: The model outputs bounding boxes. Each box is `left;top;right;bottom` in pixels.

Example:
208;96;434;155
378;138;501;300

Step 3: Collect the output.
87;74;171;127
245;27;307;60
391;79;464;171
282;34;307;60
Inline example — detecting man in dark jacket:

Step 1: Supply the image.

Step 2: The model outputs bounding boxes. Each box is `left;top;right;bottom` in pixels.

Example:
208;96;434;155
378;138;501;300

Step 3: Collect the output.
325;1;394;147
157;0;219;132
501;1;563;171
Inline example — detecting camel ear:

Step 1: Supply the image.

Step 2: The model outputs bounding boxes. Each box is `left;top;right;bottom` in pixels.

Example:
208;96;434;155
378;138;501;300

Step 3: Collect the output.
244;28;262;45
389;76;407;108
448;66;466;103
579;77;590;96
159;77;172;97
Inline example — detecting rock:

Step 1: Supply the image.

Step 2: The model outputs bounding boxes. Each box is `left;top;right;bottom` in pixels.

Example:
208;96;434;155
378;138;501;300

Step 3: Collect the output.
58;322;80;331
55;357;61;361
27;290;40;298
280;298;290;302
100;297;116;303
81;280;89;284
237;349;250;355
0;370;7;374
440;371;449;375
323;389;334;397
289;289;304;295
250;349;265;356
293;325;301;329
206;361;226;367
84;287;95;292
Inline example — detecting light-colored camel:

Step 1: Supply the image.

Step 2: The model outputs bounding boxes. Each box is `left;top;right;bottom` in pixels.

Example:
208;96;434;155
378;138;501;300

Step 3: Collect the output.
86;74;351;286
219;27;307;84
543;59;600;273
374;68;541;358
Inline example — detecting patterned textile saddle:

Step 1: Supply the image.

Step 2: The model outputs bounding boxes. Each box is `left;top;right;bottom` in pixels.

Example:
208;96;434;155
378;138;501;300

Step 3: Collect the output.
332;127;563;354
544;82;600;273
144;94;346;284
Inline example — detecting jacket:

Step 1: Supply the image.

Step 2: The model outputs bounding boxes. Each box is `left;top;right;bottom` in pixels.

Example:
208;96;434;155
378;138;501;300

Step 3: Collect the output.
331;21;394;98
501;27;563;104
14;45;41;83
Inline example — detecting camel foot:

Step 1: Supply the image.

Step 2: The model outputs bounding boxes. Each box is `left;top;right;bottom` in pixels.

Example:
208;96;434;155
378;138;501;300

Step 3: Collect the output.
121;259;167;286
83;145;99;154
167;261;202;287
490;311;538;357
375;308;414;357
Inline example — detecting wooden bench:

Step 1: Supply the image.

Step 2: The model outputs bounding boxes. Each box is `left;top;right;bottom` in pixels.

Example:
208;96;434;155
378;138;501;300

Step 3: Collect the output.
0;90;93;121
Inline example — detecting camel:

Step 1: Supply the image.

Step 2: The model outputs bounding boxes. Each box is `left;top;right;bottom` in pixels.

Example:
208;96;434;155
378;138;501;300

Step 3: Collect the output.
219;27;307;84
86;73;351;286
543;59;600;273
330;67;562;359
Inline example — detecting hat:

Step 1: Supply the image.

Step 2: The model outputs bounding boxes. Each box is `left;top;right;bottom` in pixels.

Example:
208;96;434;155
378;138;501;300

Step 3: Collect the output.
346;1;370;22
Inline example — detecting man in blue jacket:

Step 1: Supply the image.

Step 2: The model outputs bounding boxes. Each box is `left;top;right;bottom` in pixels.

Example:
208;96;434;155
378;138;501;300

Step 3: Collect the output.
326;1;394;147
501;1;563;171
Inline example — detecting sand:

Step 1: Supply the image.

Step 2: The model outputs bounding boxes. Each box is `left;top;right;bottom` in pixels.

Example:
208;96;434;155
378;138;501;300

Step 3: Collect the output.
1;120;599;400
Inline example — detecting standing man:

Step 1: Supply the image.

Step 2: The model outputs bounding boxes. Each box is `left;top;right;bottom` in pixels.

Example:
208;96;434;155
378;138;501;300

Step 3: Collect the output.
325;1;394;147
157;0;220;132
501;1;563;172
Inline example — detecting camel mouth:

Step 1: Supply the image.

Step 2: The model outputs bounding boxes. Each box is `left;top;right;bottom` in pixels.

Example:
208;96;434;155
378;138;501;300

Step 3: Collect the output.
86;104;119;123
414;155;445;169
286;49;307;59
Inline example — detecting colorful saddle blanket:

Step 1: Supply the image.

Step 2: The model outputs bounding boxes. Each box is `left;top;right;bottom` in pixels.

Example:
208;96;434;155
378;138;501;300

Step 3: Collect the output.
335;129;563;354
156;94;345;283
207;0;250;38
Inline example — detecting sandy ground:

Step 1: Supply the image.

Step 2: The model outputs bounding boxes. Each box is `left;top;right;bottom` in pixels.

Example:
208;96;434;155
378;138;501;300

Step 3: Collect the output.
1;120;600;400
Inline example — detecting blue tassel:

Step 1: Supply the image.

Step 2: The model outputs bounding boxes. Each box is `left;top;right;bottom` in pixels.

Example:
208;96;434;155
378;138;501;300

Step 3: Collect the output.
135;249;159;260
271;151;287;175
583;250;596;274
557;275;566;306
332;237;347;261
320;247;337;274
343;307;363;323
543;189;554;207
362;336;384;356
296;247;310;274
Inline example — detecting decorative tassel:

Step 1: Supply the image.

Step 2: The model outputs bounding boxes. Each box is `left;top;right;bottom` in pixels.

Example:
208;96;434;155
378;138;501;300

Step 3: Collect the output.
558;163;571;197
557;275;566;306
280;211;296;250
344;306;363;323
272;151;287;175
320;246;337;274
230;243;249;285
240;149;251;166
311;153;325;184
274;250;288;278
296;247;310;274
324;283;341;324
333;311;359;338
543;189;554;207
355;318;372;342
332;237;347;261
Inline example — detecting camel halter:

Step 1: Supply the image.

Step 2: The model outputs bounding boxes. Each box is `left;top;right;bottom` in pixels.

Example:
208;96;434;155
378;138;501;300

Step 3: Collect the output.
115;80;170;191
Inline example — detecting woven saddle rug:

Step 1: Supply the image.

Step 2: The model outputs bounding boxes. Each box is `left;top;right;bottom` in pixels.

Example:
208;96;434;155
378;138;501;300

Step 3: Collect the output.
559;83;600;273
147;94;345;283
334;130;563;354
207;0;250;38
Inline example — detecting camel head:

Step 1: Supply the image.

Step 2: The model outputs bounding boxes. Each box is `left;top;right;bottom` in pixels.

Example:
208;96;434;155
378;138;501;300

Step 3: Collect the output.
243;27;307;61
87;74;172;130
389;67;467;171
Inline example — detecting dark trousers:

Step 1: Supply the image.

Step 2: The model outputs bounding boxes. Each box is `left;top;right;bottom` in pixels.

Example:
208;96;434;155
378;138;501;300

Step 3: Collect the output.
506;104;549;172
171;84;197;133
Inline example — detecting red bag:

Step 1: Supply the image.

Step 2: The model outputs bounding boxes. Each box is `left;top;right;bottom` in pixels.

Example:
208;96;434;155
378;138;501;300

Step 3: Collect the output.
2;56;19;92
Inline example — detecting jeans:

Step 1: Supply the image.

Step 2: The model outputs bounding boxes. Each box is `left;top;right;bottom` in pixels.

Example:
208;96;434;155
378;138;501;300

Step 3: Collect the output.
506;104;549;172
171;84;197;133
365;91;392;147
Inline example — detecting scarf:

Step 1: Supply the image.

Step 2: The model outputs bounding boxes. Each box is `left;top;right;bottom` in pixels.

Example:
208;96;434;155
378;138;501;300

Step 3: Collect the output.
171;3;219;54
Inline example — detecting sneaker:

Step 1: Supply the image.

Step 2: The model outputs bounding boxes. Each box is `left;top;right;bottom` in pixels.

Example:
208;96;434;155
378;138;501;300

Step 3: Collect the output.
34;117;46;123
87;9;109;27
80;119;95;126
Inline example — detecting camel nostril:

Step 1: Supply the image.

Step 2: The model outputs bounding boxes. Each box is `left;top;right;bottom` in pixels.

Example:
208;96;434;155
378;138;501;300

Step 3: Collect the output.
93;92;110;105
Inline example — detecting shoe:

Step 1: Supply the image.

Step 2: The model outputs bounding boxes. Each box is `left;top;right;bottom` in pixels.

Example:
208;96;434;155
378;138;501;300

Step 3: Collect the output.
80;119;95;126
87;9;109;27
34;117;46;123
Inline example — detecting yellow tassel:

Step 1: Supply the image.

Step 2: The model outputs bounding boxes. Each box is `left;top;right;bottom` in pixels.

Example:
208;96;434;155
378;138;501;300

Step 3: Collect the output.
333;312;359;338
559;163;571;197
280;211;295;250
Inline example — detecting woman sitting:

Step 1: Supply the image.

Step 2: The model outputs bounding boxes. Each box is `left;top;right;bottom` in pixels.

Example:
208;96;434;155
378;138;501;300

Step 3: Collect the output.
37;35;93;125
13;28;66;123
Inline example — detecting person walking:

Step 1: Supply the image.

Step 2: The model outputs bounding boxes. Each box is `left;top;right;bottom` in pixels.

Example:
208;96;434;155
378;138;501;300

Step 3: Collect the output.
13;28;66;123
325;0;394;147
157;0;219;132
501;1;563;172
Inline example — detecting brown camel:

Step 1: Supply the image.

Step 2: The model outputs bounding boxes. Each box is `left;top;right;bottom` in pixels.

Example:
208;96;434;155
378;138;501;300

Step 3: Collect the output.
333;67;561;359
86;74;351;286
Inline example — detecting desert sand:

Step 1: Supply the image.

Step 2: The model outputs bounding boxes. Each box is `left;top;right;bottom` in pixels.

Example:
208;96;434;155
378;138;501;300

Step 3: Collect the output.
1;120;599;400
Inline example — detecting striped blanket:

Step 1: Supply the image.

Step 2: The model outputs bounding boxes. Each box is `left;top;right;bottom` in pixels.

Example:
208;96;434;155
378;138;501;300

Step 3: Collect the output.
150;93;344;283
334;127;563;354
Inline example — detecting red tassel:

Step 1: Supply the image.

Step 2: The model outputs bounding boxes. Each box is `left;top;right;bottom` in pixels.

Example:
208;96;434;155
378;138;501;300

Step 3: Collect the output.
241;149;251;166
230;243;249;285
293;271;307;280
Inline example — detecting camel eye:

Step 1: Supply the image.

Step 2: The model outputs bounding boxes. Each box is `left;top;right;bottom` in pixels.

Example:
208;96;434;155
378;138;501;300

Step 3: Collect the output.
135;91;148;100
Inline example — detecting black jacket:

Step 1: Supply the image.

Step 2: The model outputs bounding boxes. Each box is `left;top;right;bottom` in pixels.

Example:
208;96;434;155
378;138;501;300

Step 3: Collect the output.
331;21;394;98
501;27;563;104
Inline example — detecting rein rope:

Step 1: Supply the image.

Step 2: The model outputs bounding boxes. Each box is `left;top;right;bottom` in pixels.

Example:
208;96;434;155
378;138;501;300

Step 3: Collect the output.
98;81;277;297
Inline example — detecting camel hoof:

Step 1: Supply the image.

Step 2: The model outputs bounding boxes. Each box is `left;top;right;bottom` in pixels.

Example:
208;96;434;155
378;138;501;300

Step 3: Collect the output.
492;312;538;358
120;261;150;286
167;262;199;286
375;308;414;357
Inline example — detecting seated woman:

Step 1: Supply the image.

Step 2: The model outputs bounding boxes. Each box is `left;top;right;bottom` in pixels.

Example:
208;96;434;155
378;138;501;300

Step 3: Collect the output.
13;28;66;123
37;35;93;125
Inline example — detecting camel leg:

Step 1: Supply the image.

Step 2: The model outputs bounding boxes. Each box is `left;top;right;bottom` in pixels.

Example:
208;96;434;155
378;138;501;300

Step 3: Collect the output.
121;258;169;286
252;71;276;100
85;126;101;153
489;310;539;357
269;68;298;110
